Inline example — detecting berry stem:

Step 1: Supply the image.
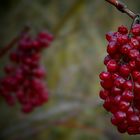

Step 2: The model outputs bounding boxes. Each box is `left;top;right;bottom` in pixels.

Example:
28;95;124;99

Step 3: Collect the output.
128;15;140;37
105;0;137;19
0;25;30;58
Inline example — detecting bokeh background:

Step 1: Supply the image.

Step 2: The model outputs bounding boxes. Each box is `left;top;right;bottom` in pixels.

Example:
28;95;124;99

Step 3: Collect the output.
0;0;140;140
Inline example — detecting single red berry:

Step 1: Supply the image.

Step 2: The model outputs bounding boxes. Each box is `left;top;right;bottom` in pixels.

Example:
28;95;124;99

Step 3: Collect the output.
117;35;128;45
118;25;128;35
119;64;131;77
107;59;118;72
100;80;113;89
114;111;126;123
122;90;134;102
120;44;131;54
129;49;139;60
114;77;125;88
123;81;133;91
127;114;140;126
99;90;109;100
119;101;130;111
99;71;111;81
107;41;118;54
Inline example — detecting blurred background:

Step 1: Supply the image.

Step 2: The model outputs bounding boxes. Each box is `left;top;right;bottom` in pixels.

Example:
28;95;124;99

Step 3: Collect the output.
0;0;140;140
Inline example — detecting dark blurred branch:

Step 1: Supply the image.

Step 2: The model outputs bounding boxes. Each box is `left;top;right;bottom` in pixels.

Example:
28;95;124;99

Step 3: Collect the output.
105;0;137;19
0;25;30;58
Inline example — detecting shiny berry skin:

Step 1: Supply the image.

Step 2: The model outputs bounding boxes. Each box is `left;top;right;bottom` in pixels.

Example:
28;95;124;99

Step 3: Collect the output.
132;71;140;80
99;71;111;81
114;111;126;123
107;41;118;54
120;44;131;54
99;24;140;135
122;90;134;102
114;77;125;88
131;24;140;36
127;114;140;126
118;25;128;35
119;64;131;77
100;80;113;89
104;55;112;65
129;60;136;70
107;59;118;72
99;90;109;100
111;86;122;95
123;80;133;90
117;35;128;45
119;101;130;111
106;32;115;42
129;49;139;59
130;38;140;49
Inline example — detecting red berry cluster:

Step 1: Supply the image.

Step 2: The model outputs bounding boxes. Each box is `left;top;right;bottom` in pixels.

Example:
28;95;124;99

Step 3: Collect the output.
0;31;53;113
99;24;140;135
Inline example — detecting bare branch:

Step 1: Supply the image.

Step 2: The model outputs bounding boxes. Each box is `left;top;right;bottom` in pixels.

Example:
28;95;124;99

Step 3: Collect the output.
105;0;137;19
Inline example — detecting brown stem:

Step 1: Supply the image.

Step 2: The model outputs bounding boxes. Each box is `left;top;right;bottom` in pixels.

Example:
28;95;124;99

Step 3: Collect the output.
0;25;30;58
105;0;137;19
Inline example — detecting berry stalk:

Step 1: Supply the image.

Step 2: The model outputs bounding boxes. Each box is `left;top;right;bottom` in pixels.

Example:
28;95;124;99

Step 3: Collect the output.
105;0;137;19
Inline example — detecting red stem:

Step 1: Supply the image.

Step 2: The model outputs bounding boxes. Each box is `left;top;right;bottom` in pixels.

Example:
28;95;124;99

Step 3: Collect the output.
0;26;30;58
105;0;137;19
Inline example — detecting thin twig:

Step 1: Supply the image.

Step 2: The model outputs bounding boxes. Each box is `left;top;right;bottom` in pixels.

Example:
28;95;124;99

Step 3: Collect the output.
105;0;137;19
0;25;30;58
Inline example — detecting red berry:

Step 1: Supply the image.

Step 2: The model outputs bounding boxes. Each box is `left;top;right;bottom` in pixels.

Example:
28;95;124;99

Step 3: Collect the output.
119;64;131;77
106;32;115;42
104;55;112;65
127;114;140;126
120;44;131;54
114;77;125;88
119;101;130;111
129;49;139;59
130;38;140;49
107;59;118;72
114;111;126;123
131;24;140;36
122;90;134;102
111;86;122;95
107;41;118;54
100;80;113;89
99;71;111;81
118;25;128;35
117;35;128;45
123;80;133;90
99;90;109;100
100;25;140;135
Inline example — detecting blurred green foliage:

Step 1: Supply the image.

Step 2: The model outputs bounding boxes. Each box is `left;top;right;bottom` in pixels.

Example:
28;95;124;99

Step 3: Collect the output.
1;0;140;140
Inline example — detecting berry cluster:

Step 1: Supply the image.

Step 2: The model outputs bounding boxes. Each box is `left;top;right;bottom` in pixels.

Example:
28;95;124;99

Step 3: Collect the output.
0;31;53;113
99;24;140;134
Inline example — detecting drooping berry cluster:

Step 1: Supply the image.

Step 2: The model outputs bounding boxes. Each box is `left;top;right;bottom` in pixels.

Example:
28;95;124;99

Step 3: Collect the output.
0;31;53;113
99;24;140;134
